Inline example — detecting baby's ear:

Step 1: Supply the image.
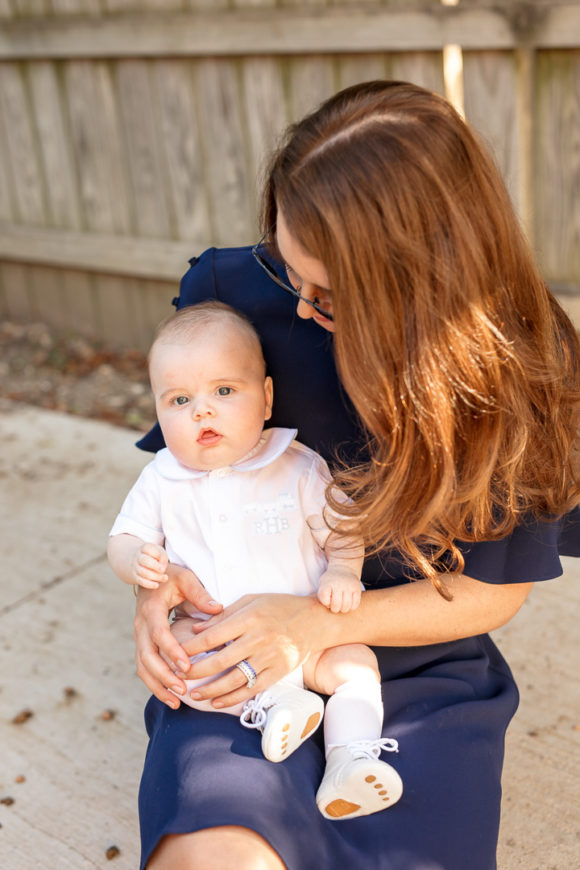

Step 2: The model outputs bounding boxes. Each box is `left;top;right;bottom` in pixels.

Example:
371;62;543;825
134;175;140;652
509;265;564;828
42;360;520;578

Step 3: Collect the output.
264;376;274;420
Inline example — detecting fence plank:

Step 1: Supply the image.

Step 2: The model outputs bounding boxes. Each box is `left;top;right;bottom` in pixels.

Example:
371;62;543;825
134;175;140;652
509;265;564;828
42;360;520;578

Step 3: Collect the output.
288;55;337;122
390;50;445;94
13;0;47;14
28;61;83;229
50;0;100;13
241;57;288;206
152;60;210;246
139;278;180;350
60;268;99;336
28;264;68;326
194;59;254;245
463;50;519;211
0;223;197;280
116;60;171;239
0;263;34;320
93;274;140;347
0;63;46;224
186;0;228;9
64;60;132;234
0;108;15;221
337;54;388;90
535;49;580;284
0;7;530;59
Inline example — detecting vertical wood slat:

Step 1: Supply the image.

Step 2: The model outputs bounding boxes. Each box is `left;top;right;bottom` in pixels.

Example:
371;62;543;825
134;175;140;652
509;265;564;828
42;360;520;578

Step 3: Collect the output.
0;62;46;224
241;57;288;212
50;0;100;13
515;46;535;246
186;0;228;9
152;59;210;246
116;60;172;239
389;51;445;95
64;60;132;234
288;55;337;123
28;264;68;325
463;51;520;212
61;268;99;337
194;58;255;246
0;102;15;220
337;54;388;90
0;263;35;321
233;0;276;7
534;50;580;284
28;61;83;230
12;0;47;14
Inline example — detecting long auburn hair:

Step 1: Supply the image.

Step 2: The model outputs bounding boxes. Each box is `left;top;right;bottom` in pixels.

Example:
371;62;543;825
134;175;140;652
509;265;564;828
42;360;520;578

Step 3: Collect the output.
262;80;580;596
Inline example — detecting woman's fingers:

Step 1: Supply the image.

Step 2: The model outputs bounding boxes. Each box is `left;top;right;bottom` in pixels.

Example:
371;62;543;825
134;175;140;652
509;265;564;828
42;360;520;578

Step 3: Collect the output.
132;568;226;708
205;670;274;710
134;630;186;709
179;595;323;703
186;657;272;710
134;588;190;706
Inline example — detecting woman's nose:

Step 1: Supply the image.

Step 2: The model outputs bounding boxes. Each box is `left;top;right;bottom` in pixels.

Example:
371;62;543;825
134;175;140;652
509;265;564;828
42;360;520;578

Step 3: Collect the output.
296;283;318;320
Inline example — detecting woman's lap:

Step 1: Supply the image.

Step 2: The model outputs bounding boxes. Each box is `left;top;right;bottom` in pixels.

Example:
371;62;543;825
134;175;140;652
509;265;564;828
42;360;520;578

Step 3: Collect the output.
139;636;517;870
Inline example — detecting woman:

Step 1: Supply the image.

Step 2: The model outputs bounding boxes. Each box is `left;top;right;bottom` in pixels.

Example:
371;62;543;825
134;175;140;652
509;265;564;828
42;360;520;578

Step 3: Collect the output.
133;81;579;869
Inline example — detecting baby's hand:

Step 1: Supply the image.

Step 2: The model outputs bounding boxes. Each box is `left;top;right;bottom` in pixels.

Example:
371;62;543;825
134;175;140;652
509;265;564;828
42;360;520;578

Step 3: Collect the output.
317;568;362;614
131;542;169;589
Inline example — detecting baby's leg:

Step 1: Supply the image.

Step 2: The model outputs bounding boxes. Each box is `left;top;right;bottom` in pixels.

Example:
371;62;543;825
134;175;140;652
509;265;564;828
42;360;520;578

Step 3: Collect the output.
304;645;403;820
168;617;244;716
304;644;383;749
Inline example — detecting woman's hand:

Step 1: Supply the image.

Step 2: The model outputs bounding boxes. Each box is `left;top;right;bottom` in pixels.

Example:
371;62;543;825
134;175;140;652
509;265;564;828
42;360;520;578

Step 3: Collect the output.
133;563;222;708
178;593;333;710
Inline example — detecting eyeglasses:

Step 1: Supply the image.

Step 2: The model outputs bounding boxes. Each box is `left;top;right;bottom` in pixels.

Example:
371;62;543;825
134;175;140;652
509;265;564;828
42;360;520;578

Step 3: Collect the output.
251;229;334;322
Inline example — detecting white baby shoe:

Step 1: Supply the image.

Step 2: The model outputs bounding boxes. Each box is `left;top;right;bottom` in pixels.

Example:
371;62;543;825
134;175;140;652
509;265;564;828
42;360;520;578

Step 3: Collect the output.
240;683;324;763
316;738;403;820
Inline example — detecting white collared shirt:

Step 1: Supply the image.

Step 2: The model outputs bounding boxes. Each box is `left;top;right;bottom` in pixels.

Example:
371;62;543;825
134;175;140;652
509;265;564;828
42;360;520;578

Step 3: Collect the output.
110;428;332;607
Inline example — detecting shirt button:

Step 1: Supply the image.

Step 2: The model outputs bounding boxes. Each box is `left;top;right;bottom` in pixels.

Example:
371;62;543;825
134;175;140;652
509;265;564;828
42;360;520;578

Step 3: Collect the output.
219;514;228;522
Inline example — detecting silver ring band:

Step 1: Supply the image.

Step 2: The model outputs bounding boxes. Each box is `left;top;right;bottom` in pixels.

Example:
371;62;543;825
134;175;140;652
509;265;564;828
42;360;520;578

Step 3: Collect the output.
235;659;257;689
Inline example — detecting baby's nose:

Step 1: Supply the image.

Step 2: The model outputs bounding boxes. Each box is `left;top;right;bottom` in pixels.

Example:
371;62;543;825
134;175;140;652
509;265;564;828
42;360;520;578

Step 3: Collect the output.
193;400;215;419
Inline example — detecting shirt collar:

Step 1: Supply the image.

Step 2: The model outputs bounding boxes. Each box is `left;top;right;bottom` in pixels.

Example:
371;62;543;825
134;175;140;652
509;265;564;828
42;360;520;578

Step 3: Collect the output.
153;427;298;480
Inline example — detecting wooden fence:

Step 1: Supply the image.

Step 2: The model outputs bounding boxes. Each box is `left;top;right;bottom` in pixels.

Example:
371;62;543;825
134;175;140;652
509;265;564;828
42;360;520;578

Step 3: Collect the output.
0;0;579;348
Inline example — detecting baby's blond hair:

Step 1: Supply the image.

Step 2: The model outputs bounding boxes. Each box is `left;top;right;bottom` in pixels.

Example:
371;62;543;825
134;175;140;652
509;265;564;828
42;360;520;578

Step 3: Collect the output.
150;301;266;375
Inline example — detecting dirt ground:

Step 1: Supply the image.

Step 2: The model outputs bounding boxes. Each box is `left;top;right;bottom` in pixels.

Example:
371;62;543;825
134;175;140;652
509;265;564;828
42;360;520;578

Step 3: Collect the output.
0;320;156;433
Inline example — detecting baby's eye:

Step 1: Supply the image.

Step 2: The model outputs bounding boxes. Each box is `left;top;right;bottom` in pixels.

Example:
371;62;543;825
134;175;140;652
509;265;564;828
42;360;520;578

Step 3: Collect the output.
216;386;234;397
173;395;189;405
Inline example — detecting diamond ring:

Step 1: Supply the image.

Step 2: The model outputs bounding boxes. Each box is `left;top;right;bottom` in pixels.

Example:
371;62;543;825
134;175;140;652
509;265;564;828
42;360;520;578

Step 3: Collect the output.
235;659;257;689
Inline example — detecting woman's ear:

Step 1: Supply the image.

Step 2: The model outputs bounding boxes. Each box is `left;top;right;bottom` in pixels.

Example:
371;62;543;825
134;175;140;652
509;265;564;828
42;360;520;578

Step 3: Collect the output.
264;376;274;421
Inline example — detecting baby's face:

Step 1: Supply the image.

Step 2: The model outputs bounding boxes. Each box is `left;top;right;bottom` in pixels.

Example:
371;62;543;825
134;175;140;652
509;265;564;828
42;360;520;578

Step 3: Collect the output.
150;322;273;471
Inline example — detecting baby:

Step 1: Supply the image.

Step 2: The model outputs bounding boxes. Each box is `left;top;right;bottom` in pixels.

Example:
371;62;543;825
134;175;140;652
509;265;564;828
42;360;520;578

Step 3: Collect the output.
108;301;402;820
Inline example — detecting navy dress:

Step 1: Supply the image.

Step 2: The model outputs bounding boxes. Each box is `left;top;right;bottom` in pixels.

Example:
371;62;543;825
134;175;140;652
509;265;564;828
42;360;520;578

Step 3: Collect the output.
137;247;579;870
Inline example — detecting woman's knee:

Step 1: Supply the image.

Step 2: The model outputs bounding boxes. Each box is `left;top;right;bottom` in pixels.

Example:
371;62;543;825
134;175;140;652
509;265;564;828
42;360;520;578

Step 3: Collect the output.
147;826;286;870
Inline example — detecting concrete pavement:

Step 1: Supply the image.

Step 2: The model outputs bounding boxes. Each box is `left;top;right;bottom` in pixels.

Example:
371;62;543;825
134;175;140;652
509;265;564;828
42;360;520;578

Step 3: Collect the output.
0;401;578;869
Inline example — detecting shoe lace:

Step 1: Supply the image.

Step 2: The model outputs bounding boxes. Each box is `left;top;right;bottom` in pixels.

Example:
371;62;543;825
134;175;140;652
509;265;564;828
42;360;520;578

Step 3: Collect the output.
239;692;274;730
329;737;399;760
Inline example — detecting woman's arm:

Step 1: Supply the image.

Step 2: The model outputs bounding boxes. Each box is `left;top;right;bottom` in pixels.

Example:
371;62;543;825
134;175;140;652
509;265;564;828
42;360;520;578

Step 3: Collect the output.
138;573;531;709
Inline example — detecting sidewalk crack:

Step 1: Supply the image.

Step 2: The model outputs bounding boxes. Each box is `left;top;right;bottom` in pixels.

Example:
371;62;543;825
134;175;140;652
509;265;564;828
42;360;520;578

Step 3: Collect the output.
1;553;107;615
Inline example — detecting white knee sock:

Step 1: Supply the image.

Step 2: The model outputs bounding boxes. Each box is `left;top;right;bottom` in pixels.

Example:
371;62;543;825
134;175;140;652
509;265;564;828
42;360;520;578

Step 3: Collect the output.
323;677;383;759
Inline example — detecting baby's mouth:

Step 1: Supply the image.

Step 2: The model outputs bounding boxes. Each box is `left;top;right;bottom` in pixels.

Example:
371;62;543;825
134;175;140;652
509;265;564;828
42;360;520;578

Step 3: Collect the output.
197;428;222;446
